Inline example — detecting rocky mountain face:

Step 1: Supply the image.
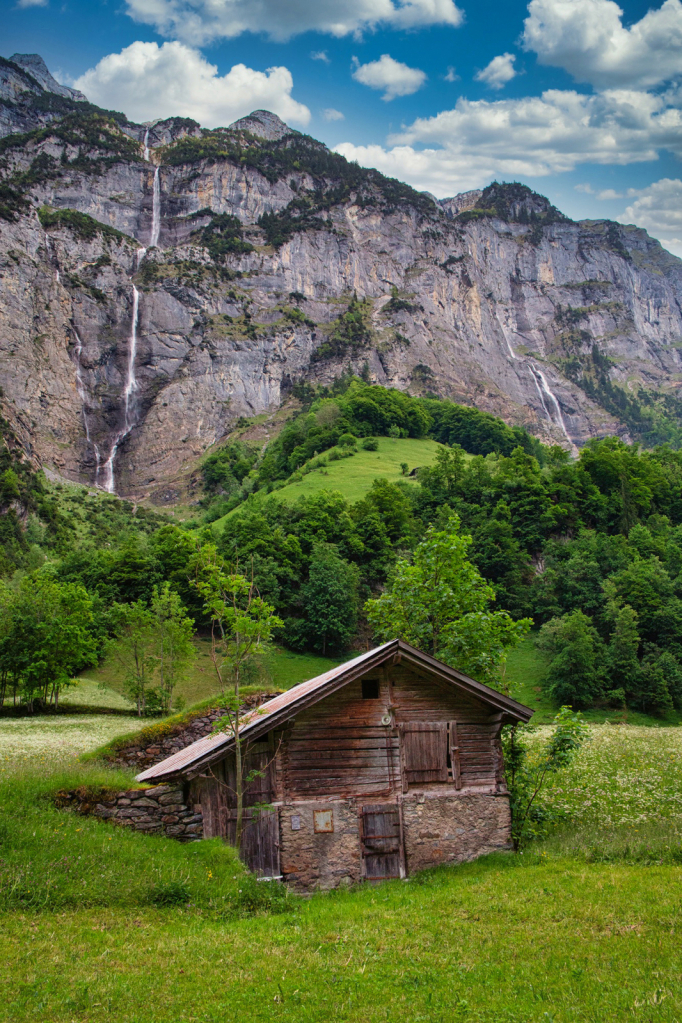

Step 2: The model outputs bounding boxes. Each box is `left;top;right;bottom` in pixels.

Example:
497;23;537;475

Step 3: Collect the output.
1;57;682;500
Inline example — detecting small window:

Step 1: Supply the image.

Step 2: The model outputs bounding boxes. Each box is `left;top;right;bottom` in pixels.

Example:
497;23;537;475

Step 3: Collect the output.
362;678;380;700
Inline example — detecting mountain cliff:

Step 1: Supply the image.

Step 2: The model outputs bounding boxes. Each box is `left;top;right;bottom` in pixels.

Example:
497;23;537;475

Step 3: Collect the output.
2;55;682;500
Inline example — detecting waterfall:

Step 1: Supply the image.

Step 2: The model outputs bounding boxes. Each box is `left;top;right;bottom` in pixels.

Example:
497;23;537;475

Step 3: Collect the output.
530;363;577;454
143;127;150;162
97;285;141;494
72;328;91;444
136;247;146;268
150;166;160;248
124;284;140;430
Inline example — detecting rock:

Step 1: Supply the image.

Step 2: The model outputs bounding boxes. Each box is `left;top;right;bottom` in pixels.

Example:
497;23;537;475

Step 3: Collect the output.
2;87;677;493
157;791;184;805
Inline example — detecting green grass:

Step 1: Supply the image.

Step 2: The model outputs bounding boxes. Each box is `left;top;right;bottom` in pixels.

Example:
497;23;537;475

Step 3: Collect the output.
3;855;682;1022
210;437;447;530
81;639;343;710
0;768;277;916
504;636;682;726
3;721;682;1020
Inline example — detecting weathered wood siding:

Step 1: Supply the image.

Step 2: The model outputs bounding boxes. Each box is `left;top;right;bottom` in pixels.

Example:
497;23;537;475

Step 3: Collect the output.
279;666;503;798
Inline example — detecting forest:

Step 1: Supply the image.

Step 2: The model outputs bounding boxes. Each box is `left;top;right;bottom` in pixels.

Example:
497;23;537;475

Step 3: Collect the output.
2;377;682;716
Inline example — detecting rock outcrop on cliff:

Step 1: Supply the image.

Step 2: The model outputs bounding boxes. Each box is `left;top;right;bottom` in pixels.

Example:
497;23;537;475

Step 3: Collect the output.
1;58;681;499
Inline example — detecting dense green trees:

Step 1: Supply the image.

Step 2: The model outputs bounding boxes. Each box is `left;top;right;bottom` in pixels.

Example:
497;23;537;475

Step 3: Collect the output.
0;574;96;709
365;515;530;685
4;379;682;716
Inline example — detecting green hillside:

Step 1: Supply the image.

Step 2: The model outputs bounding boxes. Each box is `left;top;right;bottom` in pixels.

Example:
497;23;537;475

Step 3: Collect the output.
209;436;447;530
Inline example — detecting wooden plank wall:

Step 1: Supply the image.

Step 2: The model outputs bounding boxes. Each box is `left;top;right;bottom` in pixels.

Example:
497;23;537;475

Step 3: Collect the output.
282;677;400;799
279;666;503;798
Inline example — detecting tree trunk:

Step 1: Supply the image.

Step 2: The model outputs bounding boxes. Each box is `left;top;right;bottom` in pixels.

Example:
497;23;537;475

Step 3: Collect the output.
234;700;243;850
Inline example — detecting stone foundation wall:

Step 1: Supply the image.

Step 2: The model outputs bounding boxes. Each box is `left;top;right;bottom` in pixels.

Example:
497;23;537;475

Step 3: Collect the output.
278;792;512;892
279;800;363;892
57;784;204;842
401;792;512;874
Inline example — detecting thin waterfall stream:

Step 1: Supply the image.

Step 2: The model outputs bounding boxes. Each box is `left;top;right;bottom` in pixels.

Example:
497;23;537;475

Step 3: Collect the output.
530;363;578;454
150;166;160;248
72;328;91;444
502;327;577;454
97;285;140;493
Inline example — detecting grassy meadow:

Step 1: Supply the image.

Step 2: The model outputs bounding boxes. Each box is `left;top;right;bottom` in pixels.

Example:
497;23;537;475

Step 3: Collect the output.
80;639;345;709
209;436;447;530
3;637;682;1022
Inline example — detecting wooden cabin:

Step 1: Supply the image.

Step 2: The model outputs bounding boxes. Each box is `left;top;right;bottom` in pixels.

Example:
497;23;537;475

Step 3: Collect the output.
136;639;533;890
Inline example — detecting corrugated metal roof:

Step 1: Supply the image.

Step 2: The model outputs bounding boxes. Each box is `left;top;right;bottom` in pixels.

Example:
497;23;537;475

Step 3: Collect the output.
135;638;533;783
136;642;395;782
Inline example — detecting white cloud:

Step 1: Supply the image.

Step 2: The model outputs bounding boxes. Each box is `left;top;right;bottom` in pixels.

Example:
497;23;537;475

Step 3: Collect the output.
475;53;517;90
73;41;310;127
444;66;459;82
311;50;330;63
618;177;682;256
124;0;463;45
334;87;682;196
575;183;624;198
523;0;682;90
16;0;48;6
351;54;426;101
323;108;345;120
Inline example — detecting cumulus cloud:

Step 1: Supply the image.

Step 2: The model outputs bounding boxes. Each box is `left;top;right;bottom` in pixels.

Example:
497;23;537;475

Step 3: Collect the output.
576;183;625;198
323;108;345;120
124;0;463;45
618;178;682;256
334;87;682;195
311;50;330;63
73;41;310;127
523;0;682;90
352;54;426;101
444;66;459;82
475;53;517;90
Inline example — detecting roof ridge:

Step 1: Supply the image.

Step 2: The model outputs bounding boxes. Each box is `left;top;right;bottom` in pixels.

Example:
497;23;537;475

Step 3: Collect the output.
135;639;532;783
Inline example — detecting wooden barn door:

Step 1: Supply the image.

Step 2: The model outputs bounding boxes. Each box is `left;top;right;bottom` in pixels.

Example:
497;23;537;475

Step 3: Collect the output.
225;746;280;878
233;808;280;878
361;804;404;880
399;722;448;788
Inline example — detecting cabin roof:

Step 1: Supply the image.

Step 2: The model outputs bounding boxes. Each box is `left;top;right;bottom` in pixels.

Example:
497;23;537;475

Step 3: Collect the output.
135;639;533;783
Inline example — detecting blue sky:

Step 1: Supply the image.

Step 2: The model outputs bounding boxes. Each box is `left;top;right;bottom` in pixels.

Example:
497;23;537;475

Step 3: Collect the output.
5;0;682;253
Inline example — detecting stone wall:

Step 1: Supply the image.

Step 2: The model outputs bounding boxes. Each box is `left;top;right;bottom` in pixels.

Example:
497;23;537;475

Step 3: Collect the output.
109;692;278;771
279;800;363;892
278;792;512;892
401;792;512;874
56;784;204;842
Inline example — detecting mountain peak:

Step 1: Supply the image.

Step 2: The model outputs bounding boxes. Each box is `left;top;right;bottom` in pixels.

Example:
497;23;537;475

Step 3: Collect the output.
228;109;297;141
9;53;86;103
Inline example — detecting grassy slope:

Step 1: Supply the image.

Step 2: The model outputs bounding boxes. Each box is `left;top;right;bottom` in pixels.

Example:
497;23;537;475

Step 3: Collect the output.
81;639;343;709
210;436;447;531
2;854;682;1022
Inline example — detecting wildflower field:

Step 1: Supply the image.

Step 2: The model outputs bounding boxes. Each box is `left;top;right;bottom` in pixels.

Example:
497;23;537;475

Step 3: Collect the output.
0;713;140;775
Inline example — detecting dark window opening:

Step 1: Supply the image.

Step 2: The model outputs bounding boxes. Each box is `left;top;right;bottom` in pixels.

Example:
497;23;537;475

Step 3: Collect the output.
362;678;380;700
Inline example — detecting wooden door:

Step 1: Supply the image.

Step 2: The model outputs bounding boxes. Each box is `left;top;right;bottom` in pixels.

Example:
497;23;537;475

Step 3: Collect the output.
361;804;404;880
227;808;280;878
399;722;448;786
